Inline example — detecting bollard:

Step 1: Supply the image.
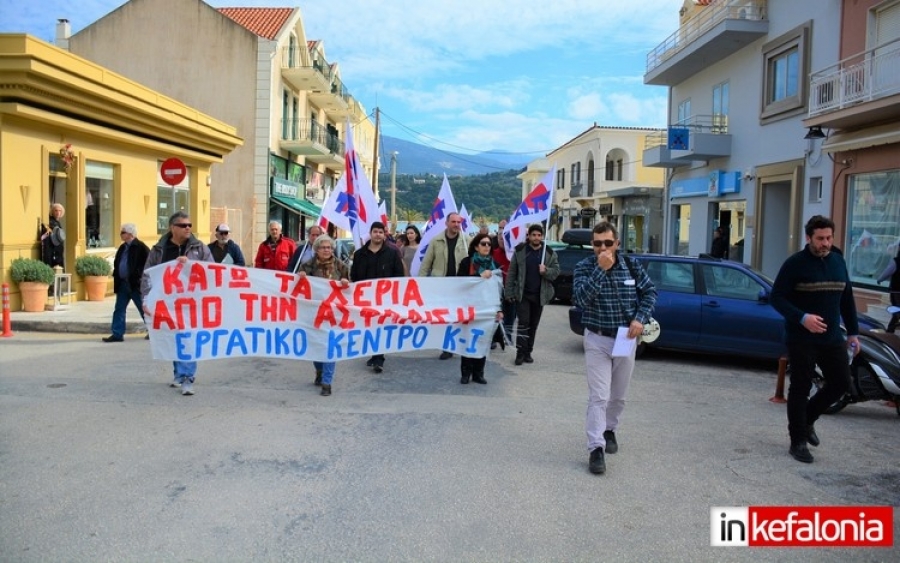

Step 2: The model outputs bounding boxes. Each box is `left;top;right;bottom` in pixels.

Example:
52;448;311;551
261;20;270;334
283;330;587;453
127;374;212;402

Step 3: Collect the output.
769;356;787;403
1;283;13;337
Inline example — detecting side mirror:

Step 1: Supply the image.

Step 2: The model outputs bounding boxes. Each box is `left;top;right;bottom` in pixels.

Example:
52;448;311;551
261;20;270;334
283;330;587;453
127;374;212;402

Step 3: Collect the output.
758;289;770;303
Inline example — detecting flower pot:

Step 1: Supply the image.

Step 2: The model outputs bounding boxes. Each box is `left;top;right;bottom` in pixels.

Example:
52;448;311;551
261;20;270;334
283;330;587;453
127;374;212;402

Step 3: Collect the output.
19;281;50;312
84;276;109;301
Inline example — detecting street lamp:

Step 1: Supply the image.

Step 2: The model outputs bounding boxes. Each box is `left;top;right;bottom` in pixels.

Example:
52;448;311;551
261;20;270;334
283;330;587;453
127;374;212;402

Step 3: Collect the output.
390;151;399;234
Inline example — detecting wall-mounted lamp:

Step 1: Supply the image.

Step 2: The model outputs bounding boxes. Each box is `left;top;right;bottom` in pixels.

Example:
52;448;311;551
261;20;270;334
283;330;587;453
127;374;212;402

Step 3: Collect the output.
804;125;826;140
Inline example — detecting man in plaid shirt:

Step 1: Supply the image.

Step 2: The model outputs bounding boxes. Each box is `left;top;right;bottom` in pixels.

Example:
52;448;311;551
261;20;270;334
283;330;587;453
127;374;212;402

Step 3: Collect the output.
573;221;657;475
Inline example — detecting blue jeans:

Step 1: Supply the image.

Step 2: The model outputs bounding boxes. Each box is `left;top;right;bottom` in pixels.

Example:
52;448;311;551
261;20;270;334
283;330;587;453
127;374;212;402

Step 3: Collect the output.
173;361;197;382
111;284;145;338
314;361;336;385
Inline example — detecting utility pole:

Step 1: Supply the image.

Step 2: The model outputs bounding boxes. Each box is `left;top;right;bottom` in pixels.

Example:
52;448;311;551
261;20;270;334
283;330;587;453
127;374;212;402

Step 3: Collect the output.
390;151;398;234
372;107;380;197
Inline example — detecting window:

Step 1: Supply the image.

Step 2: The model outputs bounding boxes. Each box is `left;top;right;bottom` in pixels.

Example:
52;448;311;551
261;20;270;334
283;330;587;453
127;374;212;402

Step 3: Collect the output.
557;168;565;190
701;265;762;300
85;161;115;248
282;90;290;140
645;261;694;293
673;203;690;255
845;170;900;286
587;159;595;196
761;23;810;123
677;99;691;124
605;159;614;181
808;176;823;203
712;81;729;133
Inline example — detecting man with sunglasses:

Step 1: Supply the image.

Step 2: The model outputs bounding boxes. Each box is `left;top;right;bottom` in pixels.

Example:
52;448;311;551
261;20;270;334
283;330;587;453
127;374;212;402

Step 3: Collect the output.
208;223;246;266
573;222;657;475
504;223;560;366
141;211;213;396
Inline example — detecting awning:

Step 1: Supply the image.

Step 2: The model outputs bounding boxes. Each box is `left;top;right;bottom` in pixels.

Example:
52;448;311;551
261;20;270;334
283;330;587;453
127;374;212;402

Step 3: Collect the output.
271;195;321;219
822;122;900;153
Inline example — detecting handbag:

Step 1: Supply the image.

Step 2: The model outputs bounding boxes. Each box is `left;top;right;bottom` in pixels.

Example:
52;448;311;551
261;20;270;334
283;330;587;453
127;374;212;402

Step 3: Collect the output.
624;256;661;343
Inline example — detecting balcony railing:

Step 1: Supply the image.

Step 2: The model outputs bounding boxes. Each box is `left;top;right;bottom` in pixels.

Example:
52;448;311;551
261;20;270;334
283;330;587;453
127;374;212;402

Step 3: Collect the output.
646;0;767;74
280;118;344;156
808;36;900;117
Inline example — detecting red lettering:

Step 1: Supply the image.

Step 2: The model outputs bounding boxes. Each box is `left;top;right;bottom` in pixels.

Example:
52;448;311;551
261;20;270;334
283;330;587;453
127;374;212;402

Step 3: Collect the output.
151;300;176;329
359;307;379;327
353;281;373;306
314;303;354;329
375;279;396;306
187;263;208;292
174;297;198;329
239;293;259;321
432;308;449;323
260;295;279;321
274;272;294;293
456;306;475;323
200;296;222;328
402;279;425;307
322;281;349;307
162;263;185;294
207;263;226;287
228;267;251;289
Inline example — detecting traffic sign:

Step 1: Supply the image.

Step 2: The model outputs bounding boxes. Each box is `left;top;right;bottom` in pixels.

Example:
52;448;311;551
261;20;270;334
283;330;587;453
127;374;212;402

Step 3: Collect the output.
160;158;187;186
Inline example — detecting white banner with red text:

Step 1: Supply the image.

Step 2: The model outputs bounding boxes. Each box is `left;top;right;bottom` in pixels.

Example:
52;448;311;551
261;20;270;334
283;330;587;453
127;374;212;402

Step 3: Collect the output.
144;261;502;362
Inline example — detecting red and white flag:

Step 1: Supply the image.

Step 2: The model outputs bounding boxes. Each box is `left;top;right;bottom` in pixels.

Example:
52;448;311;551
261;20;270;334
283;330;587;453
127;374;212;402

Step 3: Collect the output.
410;174;458;276
502;165;555;260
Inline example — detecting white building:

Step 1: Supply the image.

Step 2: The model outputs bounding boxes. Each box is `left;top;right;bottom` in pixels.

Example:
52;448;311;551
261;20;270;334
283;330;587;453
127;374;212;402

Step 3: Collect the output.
643;0;841;276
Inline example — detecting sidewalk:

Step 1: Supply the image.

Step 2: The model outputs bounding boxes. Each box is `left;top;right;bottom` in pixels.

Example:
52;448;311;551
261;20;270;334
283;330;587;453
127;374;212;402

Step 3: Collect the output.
6;298;146;335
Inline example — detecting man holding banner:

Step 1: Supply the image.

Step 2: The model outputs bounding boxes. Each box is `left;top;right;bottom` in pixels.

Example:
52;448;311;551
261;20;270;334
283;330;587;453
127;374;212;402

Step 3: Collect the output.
350;221;405;373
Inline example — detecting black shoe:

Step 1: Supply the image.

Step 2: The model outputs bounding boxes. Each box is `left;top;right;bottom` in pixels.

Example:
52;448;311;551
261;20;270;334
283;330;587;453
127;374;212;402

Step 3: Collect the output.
439;351;453;360
603;430;618;454
789;443;814;463
366;358;374;367
102;335;124;343
514;353;525;366
460;373;470;384
320;384;332;397
523;353;534;363
314;370;322;386
472;373;487;385
144;333;150;340
806;424;820;447
373;364;384;374
491;342;498;350
589;447;606;474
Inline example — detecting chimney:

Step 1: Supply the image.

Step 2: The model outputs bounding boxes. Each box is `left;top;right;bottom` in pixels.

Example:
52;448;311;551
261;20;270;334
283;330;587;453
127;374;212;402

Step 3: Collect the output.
55;19;71;50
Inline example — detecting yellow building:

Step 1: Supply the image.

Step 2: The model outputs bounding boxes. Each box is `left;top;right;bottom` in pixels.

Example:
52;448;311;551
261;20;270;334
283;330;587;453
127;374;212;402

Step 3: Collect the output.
0;34;242;309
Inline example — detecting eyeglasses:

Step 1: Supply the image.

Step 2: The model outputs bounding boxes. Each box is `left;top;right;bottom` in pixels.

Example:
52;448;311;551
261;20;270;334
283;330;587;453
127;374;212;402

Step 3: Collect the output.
592;240;616;248
173;223;192;229
317;246;333;250
478;241;492;247
120;231;128;235
217;231;229;235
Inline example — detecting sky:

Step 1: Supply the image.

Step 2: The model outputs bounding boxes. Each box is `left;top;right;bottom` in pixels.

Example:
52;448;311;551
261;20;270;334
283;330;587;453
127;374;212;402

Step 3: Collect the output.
1;0;684;158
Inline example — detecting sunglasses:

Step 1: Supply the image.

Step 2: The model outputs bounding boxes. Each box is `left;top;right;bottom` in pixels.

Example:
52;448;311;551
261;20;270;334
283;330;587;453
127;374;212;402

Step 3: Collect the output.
217;231;229;235
478;241;492;247
173;223;192;229
592;240;616;248
120;231;128;235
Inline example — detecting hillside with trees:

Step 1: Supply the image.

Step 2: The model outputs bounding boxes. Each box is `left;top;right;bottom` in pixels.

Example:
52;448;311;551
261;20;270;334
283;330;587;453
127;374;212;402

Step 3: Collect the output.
377;169;524;225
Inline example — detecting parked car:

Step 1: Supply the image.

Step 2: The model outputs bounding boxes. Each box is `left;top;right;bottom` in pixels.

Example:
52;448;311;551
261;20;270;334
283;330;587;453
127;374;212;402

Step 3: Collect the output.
335;238;355;266
568;253;885;360
551;229;595;303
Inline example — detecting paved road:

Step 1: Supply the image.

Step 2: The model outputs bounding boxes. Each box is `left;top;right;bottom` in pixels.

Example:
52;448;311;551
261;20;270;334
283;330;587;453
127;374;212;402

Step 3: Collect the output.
1;304;898;562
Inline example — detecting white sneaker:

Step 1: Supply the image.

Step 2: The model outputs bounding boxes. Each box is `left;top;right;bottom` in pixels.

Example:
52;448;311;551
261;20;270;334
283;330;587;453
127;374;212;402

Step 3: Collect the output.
169;377;183;388
181;379;194;396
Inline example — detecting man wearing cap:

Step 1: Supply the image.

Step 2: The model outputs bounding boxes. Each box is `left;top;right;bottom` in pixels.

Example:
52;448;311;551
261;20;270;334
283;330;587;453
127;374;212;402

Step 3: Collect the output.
208;223;246;266
102;223;150;343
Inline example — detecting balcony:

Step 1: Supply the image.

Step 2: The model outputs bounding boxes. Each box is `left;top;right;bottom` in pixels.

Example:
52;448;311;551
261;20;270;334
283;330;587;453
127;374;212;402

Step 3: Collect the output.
280;118;344;166
644;0;768;86
806;37;900;130
643;115;732;167
280;47;331;94
309;75;352;118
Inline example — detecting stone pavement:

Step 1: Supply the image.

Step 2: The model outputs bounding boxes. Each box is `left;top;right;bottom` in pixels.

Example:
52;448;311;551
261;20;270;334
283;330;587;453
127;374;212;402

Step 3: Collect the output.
6;297;146;335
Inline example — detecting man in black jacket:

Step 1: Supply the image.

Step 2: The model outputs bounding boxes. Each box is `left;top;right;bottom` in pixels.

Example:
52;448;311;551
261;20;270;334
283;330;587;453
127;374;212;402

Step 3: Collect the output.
350;222;405;373
103;223;150;342
771;215;859;464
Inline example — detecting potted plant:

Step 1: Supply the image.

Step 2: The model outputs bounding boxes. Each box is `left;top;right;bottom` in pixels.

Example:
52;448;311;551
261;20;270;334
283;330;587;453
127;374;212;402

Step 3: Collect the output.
75;255;112;301
9;257;55;312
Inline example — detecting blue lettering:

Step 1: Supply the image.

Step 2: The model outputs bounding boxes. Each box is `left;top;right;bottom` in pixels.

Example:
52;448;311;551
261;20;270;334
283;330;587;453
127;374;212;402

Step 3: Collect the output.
195;331;212;357
465;328;485;354
292;329;307;356
275;327;290;355
362;328;380;355
211;329;229;356
412;326;427;348
245;326;264;353
175;332;192;360
442;326;461;352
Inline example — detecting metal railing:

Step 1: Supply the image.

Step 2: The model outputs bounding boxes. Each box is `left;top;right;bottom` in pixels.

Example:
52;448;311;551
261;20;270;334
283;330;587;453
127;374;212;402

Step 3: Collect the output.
646;0;767;73
280;118;344;156
644;115;729;149
808;36;900;116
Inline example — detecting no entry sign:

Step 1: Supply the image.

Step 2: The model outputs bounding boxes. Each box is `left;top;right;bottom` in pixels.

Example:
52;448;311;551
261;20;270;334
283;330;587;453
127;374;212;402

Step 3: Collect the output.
160;158;187;186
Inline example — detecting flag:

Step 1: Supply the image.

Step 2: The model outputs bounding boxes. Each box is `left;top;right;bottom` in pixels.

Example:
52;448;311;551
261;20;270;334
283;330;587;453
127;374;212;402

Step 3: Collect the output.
317;119;381;248
378;201;389;232
410;173;458;276
502;165;555;260
459;204;476;235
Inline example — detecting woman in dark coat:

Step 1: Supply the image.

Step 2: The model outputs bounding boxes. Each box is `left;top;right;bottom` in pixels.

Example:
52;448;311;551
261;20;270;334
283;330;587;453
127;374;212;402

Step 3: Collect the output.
41;203;66;269
456;232;503;384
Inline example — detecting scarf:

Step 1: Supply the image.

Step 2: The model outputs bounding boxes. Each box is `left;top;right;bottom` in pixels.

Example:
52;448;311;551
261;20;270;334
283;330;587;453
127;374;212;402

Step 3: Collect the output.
471;253;496;275
313;255;336;280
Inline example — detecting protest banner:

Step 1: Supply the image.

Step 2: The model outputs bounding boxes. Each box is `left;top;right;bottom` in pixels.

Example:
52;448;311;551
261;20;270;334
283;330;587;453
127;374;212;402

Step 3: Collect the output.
144;261;502;363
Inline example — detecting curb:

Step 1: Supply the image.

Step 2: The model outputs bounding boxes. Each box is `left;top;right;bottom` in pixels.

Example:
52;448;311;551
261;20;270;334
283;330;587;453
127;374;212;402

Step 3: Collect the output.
10;321;147;335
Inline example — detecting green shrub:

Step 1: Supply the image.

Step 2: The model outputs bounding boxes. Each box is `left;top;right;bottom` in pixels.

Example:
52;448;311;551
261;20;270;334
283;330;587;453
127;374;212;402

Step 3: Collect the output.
9;258;55;285
75;255;113;277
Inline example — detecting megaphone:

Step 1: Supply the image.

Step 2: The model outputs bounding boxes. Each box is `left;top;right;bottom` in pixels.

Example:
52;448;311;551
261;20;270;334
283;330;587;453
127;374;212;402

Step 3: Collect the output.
640;318;661;343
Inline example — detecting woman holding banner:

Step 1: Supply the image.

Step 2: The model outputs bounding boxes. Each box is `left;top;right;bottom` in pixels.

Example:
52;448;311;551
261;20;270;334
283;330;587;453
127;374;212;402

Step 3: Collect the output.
297;234;350;396
456;232;503;385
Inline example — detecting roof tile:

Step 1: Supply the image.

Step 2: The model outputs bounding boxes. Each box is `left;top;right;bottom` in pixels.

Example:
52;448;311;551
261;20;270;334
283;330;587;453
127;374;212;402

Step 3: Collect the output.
217;7;294;40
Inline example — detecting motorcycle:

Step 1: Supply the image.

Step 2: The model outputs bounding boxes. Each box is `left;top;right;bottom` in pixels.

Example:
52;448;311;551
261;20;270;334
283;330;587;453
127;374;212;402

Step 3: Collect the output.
812;326;900;416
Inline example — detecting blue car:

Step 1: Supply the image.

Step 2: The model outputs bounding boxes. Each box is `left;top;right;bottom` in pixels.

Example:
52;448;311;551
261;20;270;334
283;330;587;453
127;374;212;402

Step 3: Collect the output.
568;254;884;360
